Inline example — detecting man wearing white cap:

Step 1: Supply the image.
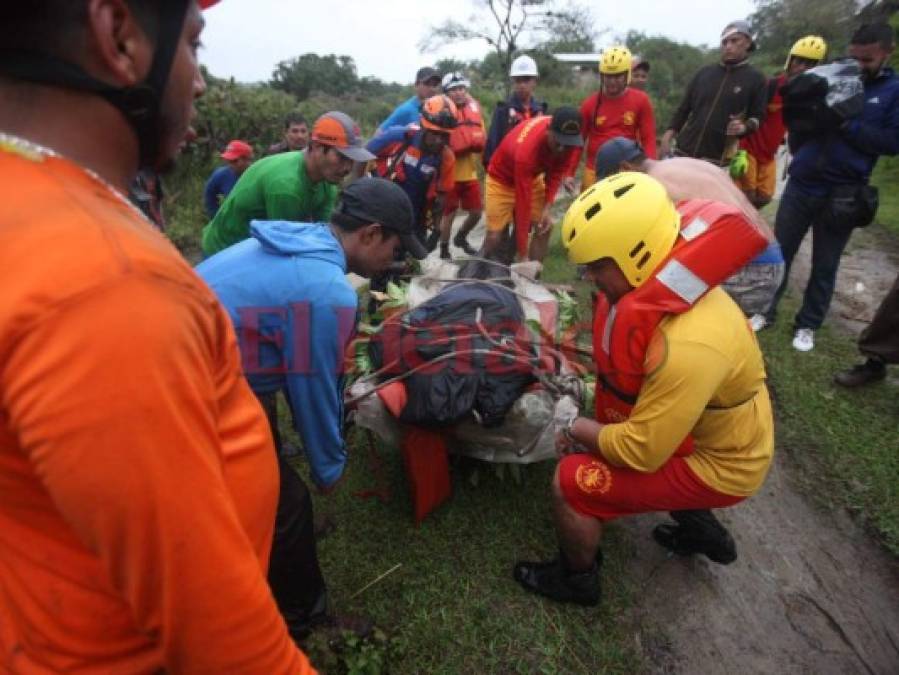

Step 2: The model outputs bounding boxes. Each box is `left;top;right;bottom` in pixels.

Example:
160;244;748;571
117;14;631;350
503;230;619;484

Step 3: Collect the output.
484;54;548;165
661;20;767;166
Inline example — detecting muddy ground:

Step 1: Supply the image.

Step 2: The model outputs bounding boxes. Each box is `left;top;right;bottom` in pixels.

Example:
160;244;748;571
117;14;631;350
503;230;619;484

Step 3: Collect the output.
626;223;899;675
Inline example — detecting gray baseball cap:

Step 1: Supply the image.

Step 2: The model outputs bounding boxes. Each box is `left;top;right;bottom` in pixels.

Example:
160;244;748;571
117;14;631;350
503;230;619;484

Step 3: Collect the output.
311;111;375;162
334;177;426;259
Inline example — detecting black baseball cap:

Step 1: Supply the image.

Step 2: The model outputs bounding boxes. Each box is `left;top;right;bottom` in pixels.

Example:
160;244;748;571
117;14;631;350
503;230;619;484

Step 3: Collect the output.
415;67;441;85
550;107;584;147
333;177;426;259
595;137;645;179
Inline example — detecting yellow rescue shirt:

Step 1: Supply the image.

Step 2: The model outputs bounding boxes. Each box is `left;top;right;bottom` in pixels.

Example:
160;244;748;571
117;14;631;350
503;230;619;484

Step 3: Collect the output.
598;287;774;497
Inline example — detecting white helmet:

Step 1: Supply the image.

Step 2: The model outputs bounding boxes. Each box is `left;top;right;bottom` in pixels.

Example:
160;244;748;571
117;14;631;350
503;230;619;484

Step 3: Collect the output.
442;71;471;92
510;55;539;78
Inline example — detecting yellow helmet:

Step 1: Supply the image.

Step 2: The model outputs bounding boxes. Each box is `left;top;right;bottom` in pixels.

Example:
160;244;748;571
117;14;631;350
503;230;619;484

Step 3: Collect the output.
599;46;633;81
561;172;680;287
786;36;826;70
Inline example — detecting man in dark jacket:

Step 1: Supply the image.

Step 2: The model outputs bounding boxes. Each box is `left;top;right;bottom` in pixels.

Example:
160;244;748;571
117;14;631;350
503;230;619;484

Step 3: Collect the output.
766;23;899;353
483;55;548;166
660;20;767;165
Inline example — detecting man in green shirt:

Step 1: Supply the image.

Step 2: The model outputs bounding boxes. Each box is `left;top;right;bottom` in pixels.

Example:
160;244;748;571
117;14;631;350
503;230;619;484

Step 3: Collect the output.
201;111;374;256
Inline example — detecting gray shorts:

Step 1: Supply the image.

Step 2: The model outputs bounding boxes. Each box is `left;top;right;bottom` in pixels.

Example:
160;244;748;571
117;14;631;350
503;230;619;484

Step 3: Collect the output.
723;262;785;316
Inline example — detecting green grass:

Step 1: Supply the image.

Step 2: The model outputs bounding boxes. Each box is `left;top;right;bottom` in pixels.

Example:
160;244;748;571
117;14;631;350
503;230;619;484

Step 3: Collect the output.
756;296;899;555
871;157;899;237
283;218;641;672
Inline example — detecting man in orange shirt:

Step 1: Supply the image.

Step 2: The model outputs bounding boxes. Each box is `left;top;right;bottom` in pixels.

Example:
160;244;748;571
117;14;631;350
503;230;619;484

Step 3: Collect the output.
0;1;312;673
567;46;656;191
483;107;583;263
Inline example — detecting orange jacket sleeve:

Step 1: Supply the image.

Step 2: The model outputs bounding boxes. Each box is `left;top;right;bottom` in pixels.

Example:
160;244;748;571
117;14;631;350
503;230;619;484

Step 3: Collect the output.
3;275;314;674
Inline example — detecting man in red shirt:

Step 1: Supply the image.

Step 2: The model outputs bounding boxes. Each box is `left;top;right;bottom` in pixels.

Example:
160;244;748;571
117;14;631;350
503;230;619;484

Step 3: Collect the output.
483;107;583;263
734;36;826;208
567;46;656;191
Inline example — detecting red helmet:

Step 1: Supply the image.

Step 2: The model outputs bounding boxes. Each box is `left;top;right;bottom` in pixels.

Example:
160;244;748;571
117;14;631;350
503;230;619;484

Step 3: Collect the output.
420;95;458;133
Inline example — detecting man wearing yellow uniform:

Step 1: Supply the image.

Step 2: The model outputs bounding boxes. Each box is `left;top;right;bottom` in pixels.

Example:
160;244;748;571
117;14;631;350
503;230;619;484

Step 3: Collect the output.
514;174;774;605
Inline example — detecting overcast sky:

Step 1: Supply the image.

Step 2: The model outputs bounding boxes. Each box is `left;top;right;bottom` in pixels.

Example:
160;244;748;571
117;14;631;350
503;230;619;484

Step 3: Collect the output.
201;0;756;85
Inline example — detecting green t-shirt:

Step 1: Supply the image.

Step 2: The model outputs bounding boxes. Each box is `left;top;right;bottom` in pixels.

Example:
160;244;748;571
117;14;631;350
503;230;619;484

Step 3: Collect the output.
201;151;338;255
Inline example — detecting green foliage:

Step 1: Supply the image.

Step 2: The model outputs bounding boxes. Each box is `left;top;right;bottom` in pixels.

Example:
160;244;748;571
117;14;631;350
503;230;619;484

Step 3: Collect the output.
195;72;299;160
271;53;361;101
749;0;858;72
625;31;714;132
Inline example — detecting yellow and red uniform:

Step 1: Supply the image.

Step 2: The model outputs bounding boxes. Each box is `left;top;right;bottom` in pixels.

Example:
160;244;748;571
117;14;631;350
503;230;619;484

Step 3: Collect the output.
560;287;775;518
569;88;657;187
0;143;312;674
736;75;787;201
486;116;577;256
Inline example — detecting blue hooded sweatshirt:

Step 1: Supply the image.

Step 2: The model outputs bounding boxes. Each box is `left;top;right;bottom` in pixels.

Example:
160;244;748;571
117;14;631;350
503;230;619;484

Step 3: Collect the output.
788;67;899;196
196;221;357;488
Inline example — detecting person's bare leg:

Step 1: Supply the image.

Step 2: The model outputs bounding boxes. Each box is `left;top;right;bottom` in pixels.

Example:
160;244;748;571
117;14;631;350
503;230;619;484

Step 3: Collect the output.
457;209;482;238
439;209;456;244
551;465;602;570
528;228;552;263
482;228;503;257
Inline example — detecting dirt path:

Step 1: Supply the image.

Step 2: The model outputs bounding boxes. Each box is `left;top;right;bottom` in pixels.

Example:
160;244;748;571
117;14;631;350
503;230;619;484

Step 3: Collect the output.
626;224;899;674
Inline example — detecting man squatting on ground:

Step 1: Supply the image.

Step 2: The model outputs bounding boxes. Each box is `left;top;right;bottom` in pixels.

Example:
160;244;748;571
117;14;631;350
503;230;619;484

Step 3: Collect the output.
197;177;424;642
0;0;313;671
514;173;775;605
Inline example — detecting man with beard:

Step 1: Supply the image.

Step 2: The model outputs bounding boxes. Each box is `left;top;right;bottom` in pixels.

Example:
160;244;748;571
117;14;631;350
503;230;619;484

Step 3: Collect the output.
661;20;767;166
766;23;898;352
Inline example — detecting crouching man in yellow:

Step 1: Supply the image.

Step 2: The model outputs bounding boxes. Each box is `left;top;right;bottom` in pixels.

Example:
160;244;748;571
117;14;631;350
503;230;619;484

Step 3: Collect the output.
514;173;775;605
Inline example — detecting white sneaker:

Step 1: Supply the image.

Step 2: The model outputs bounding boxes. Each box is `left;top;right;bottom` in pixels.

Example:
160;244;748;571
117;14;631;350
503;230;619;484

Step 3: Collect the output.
749;314;768;332
792;328;815;352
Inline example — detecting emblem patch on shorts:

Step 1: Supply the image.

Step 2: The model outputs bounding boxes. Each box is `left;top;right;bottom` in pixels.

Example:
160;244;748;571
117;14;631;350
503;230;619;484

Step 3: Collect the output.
575;460;613;495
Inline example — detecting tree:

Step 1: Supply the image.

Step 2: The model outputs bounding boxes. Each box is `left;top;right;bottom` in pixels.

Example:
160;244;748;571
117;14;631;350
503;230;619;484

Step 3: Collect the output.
421;0;595;90
270;53;360;101
749;0;860;70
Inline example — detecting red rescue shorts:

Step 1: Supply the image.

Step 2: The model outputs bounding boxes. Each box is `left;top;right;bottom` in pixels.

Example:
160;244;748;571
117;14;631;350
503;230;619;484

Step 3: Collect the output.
558;454;744;521
443;179;483;214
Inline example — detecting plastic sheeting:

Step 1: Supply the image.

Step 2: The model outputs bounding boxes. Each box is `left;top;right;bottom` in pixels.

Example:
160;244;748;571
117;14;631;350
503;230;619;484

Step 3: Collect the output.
783;58;865;135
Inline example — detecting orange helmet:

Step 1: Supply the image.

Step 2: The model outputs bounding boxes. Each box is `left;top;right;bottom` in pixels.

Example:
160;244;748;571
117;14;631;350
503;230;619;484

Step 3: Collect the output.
420;95;458;133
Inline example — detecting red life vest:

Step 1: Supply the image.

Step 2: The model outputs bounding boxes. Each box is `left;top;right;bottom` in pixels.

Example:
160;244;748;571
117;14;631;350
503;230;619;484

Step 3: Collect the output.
449;99;486;156
591;199;768;456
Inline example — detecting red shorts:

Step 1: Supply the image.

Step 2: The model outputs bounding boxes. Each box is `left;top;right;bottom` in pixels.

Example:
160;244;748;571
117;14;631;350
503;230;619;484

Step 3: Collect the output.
558;454;743;521
443;180;482;214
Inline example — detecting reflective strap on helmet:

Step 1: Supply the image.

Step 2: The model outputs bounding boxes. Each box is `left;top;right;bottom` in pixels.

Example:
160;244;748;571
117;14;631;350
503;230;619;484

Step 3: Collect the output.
655;259;709;305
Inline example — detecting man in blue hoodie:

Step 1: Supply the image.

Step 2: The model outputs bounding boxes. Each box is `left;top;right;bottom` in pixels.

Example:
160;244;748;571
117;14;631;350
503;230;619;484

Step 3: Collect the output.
195;177;421;641
767;23;898;352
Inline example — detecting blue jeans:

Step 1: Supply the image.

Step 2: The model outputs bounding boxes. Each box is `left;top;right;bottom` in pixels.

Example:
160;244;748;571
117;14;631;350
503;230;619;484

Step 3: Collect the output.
766;181;854;330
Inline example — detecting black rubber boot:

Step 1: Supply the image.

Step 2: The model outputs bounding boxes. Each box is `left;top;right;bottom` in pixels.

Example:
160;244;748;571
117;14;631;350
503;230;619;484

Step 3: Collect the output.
513;550;601;606
439;242;451;260
453;232;478;257
652;509;737;564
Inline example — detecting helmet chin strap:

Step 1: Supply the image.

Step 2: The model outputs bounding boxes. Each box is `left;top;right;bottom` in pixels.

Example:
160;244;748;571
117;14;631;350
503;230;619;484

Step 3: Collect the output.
0;0;189;169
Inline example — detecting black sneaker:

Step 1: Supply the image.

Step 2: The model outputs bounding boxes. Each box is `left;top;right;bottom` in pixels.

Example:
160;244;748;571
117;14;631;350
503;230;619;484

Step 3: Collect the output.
453;233;478;257
652;510;737;565
833;358;886;388
513;554;601;606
